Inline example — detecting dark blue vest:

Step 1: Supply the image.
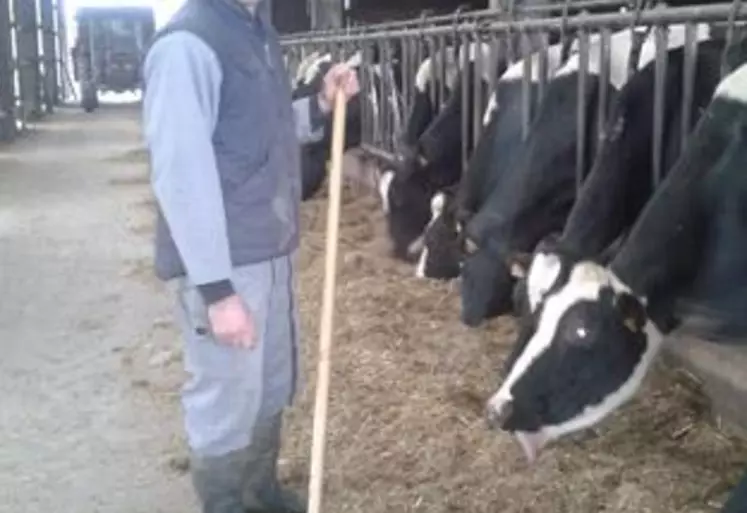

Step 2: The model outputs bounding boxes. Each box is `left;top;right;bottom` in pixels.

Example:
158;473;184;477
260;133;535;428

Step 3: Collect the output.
147;0;302;281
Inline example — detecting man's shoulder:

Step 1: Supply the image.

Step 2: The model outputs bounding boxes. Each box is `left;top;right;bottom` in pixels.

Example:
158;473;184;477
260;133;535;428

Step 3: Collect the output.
146;30;219;69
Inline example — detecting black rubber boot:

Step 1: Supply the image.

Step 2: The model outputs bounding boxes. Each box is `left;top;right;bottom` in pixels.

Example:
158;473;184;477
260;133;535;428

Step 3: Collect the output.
242;412;307;513
191;449;248;513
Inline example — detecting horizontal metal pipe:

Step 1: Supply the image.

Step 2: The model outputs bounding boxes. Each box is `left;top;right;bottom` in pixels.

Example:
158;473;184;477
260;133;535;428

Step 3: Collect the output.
360;143;400;168
280;3;747;46
280;0;630;41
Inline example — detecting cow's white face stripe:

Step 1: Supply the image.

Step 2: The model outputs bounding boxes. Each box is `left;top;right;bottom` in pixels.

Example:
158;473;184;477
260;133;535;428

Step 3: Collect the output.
413;192;447;279
378;170;394;214
487;261;664;451
526;252;562;313
415;246;429;279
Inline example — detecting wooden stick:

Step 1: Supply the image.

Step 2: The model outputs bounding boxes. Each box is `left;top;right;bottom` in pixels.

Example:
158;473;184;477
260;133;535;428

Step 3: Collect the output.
307;89;347;513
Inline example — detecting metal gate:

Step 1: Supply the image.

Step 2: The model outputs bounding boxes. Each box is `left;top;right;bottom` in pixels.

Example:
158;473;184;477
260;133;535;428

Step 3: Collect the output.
280;1;747;191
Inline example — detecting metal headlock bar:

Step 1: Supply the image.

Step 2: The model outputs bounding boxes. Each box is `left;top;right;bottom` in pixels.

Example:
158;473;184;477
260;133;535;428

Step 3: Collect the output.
281;2;747;188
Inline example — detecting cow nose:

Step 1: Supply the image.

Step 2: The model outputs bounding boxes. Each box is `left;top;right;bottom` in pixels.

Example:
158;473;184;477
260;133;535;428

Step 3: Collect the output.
485;399;513;431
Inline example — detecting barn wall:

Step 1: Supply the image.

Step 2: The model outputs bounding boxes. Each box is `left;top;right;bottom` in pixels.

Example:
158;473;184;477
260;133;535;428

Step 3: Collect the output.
272;0;311;34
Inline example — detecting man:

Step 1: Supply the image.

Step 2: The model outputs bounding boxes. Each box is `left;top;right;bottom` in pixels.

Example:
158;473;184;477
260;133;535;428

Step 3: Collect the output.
141;0;359;512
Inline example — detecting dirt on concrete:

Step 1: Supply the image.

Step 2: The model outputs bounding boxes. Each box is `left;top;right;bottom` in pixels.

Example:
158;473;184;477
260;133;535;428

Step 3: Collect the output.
1;103;746;513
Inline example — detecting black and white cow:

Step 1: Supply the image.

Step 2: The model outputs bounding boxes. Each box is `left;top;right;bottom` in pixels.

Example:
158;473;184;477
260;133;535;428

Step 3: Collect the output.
378;42;496;262
294;50;403;201
483;42;747;501
458;23;712;327
509;37;730;323
414;39;574;281
401;46;461;149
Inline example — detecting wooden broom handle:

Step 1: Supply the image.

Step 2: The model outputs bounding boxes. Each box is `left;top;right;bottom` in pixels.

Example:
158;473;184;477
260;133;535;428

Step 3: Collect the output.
307;89;347;513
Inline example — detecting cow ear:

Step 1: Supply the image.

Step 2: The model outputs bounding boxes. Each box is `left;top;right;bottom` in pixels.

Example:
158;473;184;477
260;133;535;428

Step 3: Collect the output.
507;253;532;279
614;292;647;334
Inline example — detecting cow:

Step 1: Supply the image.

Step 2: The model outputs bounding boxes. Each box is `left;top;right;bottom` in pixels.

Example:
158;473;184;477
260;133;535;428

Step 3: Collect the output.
457;23;712;327
377;42;496;262
510;37;730;317
401;45;461;149
482;43;747;513
496;36;733;390
414;39;575;281
295;50;402;201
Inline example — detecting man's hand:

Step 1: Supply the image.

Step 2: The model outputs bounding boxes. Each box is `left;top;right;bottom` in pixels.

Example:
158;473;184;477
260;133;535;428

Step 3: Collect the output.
318;63;360;114
207;294;256;348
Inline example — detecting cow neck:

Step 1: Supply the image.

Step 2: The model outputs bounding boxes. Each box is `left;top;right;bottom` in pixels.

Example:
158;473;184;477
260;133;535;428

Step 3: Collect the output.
609;95;742;307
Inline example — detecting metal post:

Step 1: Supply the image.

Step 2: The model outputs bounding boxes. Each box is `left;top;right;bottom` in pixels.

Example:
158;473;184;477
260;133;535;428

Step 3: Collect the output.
0;0;16;141
14;0;42;120
38;0;56;114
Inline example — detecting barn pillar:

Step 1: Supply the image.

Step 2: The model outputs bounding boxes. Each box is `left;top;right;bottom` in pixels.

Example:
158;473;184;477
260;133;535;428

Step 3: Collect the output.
38;0;56;114
54;0;70;104
309;0;342;30
13;0;42;121
0;0;16;141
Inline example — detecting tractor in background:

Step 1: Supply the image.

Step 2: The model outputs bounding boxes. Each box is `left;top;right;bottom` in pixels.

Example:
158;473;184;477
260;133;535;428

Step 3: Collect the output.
71;5;155;112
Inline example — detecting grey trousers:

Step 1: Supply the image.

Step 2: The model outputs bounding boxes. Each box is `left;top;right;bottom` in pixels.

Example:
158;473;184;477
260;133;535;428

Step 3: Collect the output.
172;251;301;457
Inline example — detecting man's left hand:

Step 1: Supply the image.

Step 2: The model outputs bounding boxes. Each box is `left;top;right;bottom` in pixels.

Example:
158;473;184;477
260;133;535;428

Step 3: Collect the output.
318;63;360;114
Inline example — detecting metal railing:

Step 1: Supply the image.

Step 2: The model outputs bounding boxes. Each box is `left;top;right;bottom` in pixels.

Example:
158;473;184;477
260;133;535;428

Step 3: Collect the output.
280;1;747;191
1;0;67;142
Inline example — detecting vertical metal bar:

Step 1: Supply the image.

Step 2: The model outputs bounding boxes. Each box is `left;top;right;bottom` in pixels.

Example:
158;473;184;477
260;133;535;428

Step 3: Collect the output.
537;31;549;110
652;23;668;188
576;29;589;191
488;32;500;95
597;27;611;146
382;40;393;152
473;37;484;150
521;30;532;140
401;35;411;120
438;33;448;108
428;35;438;111
461;30;470;173
362;42;373;147
681;22;697;149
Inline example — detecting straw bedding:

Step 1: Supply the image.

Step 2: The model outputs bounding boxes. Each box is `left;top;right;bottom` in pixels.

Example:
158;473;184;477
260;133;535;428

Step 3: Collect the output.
118;146;747;512
279;178;747;513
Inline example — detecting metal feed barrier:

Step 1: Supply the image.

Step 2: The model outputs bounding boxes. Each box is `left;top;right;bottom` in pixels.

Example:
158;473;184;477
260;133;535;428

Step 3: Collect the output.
280;0;747;191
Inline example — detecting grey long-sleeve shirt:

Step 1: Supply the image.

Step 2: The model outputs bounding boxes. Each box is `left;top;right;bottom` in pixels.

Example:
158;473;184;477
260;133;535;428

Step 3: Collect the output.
142;31;327;304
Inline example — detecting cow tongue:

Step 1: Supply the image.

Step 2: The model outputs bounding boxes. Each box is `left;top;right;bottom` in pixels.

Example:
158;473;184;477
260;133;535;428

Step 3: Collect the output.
515;431;547;464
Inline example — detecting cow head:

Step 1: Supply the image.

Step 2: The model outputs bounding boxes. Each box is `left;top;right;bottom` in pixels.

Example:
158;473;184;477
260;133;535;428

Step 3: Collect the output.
484;259;664;463
415;189;462;280
377;157;433;263
458;225;515;326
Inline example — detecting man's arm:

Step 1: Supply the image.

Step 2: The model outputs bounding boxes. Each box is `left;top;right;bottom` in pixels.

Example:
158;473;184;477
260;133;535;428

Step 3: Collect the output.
142;31;235;305
291;94;328;144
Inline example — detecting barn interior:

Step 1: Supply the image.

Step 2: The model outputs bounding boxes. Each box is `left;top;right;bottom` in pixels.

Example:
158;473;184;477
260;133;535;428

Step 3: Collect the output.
2;1;747;512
